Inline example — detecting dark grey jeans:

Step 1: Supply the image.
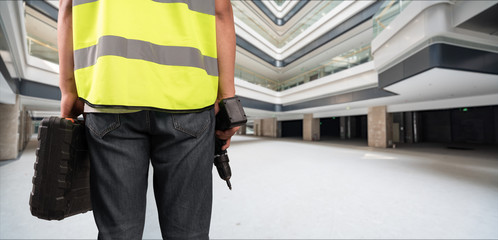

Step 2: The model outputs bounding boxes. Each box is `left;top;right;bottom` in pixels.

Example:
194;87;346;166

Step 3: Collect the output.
85;110;215;240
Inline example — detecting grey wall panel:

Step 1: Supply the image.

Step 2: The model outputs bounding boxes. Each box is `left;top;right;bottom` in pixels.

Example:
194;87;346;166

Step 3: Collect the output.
352;88;394;101
0;55;18;94
335;93;353;104
378;64;404;88
483;51;498;74
438;44;484;71
236;36;277;66
19;79;61;100
403;46;433;79
25;0;58;22
237;96;281;112
281;87;395;112
379;43;498;88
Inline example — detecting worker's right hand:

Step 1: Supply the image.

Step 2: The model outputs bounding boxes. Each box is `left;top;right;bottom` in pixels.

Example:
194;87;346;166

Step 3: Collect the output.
216;127;240;151
60;93;84;118
214;97;239;150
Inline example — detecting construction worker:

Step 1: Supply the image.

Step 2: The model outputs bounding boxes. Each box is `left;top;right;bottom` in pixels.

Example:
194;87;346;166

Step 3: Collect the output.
58;0;238;239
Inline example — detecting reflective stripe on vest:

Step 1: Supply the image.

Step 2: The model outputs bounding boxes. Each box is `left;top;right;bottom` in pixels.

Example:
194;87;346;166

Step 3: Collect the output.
72;0;218;111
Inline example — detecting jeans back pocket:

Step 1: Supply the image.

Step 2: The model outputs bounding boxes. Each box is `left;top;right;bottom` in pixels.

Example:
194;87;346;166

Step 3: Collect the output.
172;110;212;138
86;113;121;139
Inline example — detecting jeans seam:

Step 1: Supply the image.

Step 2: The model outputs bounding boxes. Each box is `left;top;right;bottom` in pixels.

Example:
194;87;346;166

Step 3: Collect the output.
175;122;208;137
87;114;121;138
172;117;209;138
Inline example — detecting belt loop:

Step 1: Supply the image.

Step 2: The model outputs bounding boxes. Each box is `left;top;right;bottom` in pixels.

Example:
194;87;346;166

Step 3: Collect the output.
145;111;151;133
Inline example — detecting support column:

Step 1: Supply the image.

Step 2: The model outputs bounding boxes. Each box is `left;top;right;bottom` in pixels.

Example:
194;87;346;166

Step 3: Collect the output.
263;118;277;137
413;112;421;143
399;113;405;144
277;121;282;138
340;117;346;139
303;114;320;141
0;95;20;160
254;118;278;138
350;116;357;138
404;112;414;143
253;119;262;136
19;106;32;152
237;124;246;135
368;106;393;148
494;106;498;144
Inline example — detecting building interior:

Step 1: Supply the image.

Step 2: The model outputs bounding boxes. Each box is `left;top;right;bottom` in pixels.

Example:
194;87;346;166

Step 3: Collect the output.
1;0;497;239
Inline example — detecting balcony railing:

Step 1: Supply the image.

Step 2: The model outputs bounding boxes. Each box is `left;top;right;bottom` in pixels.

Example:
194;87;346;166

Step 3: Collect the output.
235;65;279;90
236;44;372;92
27;36;58;63
373;0;412;38
279;44;372;91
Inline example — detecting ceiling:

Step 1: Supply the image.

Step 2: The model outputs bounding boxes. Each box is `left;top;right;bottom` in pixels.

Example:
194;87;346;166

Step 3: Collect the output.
457;2;498;36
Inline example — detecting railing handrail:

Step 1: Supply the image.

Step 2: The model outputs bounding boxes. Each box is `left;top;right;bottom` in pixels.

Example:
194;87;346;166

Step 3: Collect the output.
27;36;58;52
280;44;371;86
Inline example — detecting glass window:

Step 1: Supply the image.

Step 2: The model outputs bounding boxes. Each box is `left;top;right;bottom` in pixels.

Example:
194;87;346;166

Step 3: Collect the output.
25;5;58;63
373;0;412;37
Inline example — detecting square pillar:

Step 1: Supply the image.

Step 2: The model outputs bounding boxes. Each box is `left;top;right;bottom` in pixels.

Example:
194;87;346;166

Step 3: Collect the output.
253;119;262;136
494;107;498;144
237;124;246;135
255;118;278;138
404;112;414;143
350;116;357;138
0;95;20;160
340;117;346;139
368;106;393;148
303;114;320;141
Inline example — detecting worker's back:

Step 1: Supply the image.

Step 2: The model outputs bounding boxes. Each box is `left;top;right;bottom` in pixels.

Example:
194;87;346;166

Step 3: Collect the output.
72;0;219;111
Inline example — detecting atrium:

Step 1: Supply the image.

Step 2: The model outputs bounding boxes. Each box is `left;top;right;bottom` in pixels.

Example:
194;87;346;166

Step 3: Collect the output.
1;0;497;239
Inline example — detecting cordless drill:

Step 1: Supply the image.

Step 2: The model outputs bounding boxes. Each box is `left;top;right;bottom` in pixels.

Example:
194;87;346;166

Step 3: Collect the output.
215;97;247;190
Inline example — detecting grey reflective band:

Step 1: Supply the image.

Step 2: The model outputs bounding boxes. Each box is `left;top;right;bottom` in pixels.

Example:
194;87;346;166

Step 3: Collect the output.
73;0;215;15
73;0;98;7
152;0;215;16
74;35;219;77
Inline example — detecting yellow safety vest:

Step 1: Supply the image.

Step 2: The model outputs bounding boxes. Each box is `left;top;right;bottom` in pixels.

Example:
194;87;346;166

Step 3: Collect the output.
72;0;218;111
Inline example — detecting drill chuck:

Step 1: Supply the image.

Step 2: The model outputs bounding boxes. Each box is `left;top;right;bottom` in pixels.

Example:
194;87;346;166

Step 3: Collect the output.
214;153;232;190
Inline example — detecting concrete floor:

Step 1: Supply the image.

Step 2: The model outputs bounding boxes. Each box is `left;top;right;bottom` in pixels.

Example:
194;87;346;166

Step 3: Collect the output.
1;135;497;239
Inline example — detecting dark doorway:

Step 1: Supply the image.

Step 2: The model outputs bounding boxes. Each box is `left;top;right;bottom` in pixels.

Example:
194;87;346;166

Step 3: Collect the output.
281;120;303;138
418;106;497;144
320;117;340;137
352;115;368;140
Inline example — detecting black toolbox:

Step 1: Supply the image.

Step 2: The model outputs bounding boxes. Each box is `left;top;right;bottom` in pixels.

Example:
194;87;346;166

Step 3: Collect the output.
30;117;92;220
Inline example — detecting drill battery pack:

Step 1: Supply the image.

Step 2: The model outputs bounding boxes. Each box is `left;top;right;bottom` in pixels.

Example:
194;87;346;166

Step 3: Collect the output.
30;117;92;220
